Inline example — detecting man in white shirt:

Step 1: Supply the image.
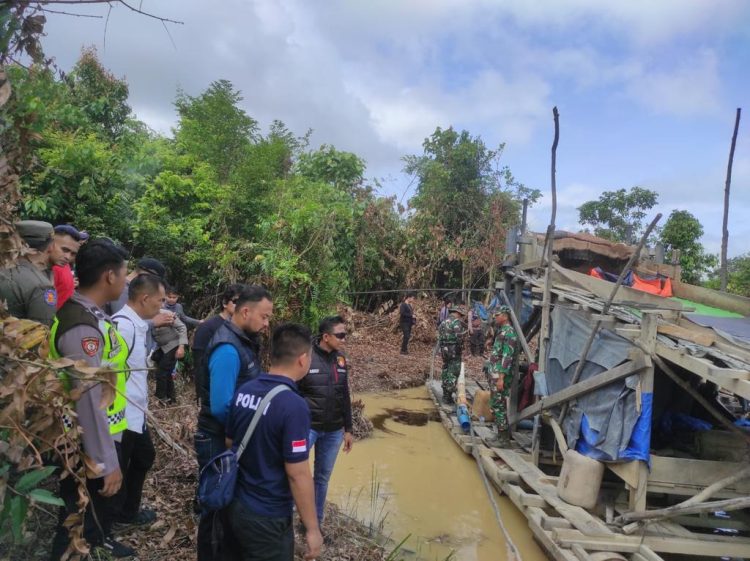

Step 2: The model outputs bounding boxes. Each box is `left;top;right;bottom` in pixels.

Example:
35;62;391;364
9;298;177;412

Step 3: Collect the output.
112;273;166;526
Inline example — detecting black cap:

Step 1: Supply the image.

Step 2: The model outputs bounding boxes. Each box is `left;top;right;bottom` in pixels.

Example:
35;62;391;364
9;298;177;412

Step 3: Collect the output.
136;257;166;279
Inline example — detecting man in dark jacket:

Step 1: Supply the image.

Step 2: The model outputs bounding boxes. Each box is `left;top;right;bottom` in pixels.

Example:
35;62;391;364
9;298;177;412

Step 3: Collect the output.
194;284;273;561
399;293;416;355
298;316;353;527
191;283;243;400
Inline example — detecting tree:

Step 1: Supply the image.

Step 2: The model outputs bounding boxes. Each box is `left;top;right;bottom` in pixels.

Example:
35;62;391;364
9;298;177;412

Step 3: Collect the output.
660;210;717;284
578;187;658;242
403;126;534;288
174;80;257;183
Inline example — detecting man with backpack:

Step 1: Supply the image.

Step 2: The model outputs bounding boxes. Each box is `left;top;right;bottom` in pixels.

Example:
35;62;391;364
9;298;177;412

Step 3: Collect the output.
225;323;322;561
437;307;465;405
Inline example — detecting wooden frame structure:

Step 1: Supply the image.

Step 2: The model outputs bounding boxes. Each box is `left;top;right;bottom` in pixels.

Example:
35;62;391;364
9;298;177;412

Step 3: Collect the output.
426;256;750;560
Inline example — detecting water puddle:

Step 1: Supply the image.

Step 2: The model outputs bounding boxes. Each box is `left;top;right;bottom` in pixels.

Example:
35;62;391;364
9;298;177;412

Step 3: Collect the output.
325;386;547;561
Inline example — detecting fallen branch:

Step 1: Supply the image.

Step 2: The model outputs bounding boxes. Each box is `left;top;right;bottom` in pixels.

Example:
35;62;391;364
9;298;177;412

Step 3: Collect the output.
616;495;750;524
146;410;192;459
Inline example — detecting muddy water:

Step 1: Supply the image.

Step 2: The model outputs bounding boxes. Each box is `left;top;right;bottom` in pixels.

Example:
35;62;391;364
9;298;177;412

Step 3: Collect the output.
326;386;547;561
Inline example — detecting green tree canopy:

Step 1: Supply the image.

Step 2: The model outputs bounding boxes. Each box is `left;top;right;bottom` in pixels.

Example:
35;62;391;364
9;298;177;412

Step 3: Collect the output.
660;209;717;284
578;186;658;242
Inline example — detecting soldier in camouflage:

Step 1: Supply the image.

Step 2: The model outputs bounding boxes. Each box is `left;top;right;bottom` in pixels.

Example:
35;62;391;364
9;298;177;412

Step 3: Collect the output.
487;306;519;446
437;307;465;405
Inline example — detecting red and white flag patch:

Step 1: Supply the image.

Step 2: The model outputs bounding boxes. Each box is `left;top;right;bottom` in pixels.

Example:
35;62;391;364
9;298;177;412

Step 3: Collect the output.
291;439;307;453
81;337;100;357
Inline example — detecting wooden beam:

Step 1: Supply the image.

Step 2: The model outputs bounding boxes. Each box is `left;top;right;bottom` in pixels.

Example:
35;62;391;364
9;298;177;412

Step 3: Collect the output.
656;342;750;398
510;355;649;424
551;263;684;311
649;455;750;496
657;323;715;347
672;277;750;316
495;448;614;537
553;528;750;557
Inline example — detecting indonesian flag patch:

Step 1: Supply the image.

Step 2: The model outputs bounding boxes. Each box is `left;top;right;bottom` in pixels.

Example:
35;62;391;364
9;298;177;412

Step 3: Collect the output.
81;337;100;357
337;355;346;368
291;439;307;453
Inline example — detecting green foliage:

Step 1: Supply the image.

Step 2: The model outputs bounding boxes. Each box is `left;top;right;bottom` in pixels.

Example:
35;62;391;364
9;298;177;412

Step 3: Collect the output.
297;144;365;194
660;210;717;284
174;80;257;183
706;254;750;296
578;186;659;242
403;126;531;287
0;466;62;545
6;50;536;326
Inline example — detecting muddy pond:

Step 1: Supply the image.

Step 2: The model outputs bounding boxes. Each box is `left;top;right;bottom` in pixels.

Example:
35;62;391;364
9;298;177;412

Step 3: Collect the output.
326;386;547;561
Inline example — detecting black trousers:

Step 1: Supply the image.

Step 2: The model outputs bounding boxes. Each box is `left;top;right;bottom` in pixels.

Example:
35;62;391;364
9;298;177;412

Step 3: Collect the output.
115;427;156;521
400;322;412;353
195;429;229;561
49;471;115;560
470;329;484;355
154;347;178;401
229;499;293;561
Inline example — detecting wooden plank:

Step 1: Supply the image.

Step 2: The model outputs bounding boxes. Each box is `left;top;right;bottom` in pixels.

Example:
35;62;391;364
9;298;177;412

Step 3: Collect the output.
607;462;640;489
554;528;750;557
657;323;715;347
656;342;750;399
504;482;547;509
528;508;580;561
571;544;592;561
671;514;750;532
511;355;649;424
495;449;614;537
633;546;665;561
672;278;750;316
648;455;750;497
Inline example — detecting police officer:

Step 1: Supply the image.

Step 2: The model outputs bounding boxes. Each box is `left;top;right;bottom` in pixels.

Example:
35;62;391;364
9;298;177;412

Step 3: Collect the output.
0;220;59;325
195;284;273;561
437;307;465;405
48;239;135;559
487;306;519;447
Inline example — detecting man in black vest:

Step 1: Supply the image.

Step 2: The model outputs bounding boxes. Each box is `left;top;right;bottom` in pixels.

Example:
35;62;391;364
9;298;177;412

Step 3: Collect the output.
298;315;353;529
194;284;273;561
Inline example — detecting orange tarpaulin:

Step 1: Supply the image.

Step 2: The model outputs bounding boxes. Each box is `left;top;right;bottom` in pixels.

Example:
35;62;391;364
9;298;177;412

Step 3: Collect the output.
632;273;673;297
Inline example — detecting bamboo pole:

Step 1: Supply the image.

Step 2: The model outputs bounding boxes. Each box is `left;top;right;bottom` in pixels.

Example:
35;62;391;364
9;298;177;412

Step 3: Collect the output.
616;495;750;525
557;213;662;425
720;108;742;292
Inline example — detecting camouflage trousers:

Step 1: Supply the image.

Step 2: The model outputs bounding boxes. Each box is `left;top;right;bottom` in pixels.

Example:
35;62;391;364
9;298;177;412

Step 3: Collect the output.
488;373;512;432
441;359;461;401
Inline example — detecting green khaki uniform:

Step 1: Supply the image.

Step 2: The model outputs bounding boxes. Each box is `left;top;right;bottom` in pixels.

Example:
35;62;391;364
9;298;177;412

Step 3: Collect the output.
438;317;464;403
0;259;57;325
488;323;519;432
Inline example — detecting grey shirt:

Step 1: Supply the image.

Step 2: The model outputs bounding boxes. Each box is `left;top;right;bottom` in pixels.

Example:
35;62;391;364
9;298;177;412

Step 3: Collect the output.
0;258;57;325
153;311;188;354
57;293;119;477
165;301;200;328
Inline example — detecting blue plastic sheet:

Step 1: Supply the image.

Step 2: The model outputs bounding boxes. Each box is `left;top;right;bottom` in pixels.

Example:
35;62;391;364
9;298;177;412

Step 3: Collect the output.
592;267;633;286
576;392;652;463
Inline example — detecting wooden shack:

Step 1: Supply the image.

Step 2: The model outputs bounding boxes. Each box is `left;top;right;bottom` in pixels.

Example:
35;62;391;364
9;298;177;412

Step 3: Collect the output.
428;230;750;561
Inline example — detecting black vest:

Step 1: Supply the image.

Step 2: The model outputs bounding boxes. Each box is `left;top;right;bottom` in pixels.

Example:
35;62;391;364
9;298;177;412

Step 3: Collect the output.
197;321;261;435
298;341;349;431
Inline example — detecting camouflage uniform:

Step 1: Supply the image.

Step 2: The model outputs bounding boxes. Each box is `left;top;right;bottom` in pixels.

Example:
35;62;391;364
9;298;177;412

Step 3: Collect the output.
487;323;519;432
438;317;464;403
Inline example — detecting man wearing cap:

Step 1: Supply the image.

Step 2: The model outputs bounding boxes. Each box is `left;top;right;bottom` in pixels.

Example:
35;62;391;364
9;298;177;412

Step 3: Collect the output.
0;220;59;325
52;224;88;309
437;307;465;405
487;306;519;446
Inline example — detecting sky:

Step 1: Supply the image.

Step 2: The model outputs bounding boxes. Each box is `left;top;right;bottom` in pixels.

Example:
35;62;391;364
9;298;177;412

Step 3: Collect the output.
39;0;750;255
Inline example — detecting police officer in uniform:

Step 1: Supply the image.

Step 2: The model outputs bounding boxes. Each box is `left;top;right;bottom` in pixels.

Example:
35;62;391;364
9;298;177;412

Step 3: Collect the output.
0;220;59;325
437;307;465;405
48;239;135;559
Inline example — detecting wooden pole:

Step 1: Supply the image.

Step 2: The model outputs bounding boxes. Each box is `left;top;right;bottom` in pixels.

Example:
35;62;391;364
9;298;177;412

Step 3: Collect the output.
538;107;560;372
617;495;750;525
720;108;741;292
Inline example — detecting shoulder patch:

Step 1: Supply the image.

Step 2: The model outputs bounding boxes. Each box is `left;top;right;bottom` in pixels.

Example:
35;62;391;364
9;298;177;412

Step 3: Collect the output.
337;355;346;368
43;288;57;307
81;337;100;357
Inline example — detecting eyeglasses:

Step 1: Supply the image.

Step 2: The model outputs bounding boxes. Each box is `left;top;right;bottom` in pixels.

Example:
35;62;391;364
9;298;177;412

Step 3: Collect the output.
330;332;347;340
